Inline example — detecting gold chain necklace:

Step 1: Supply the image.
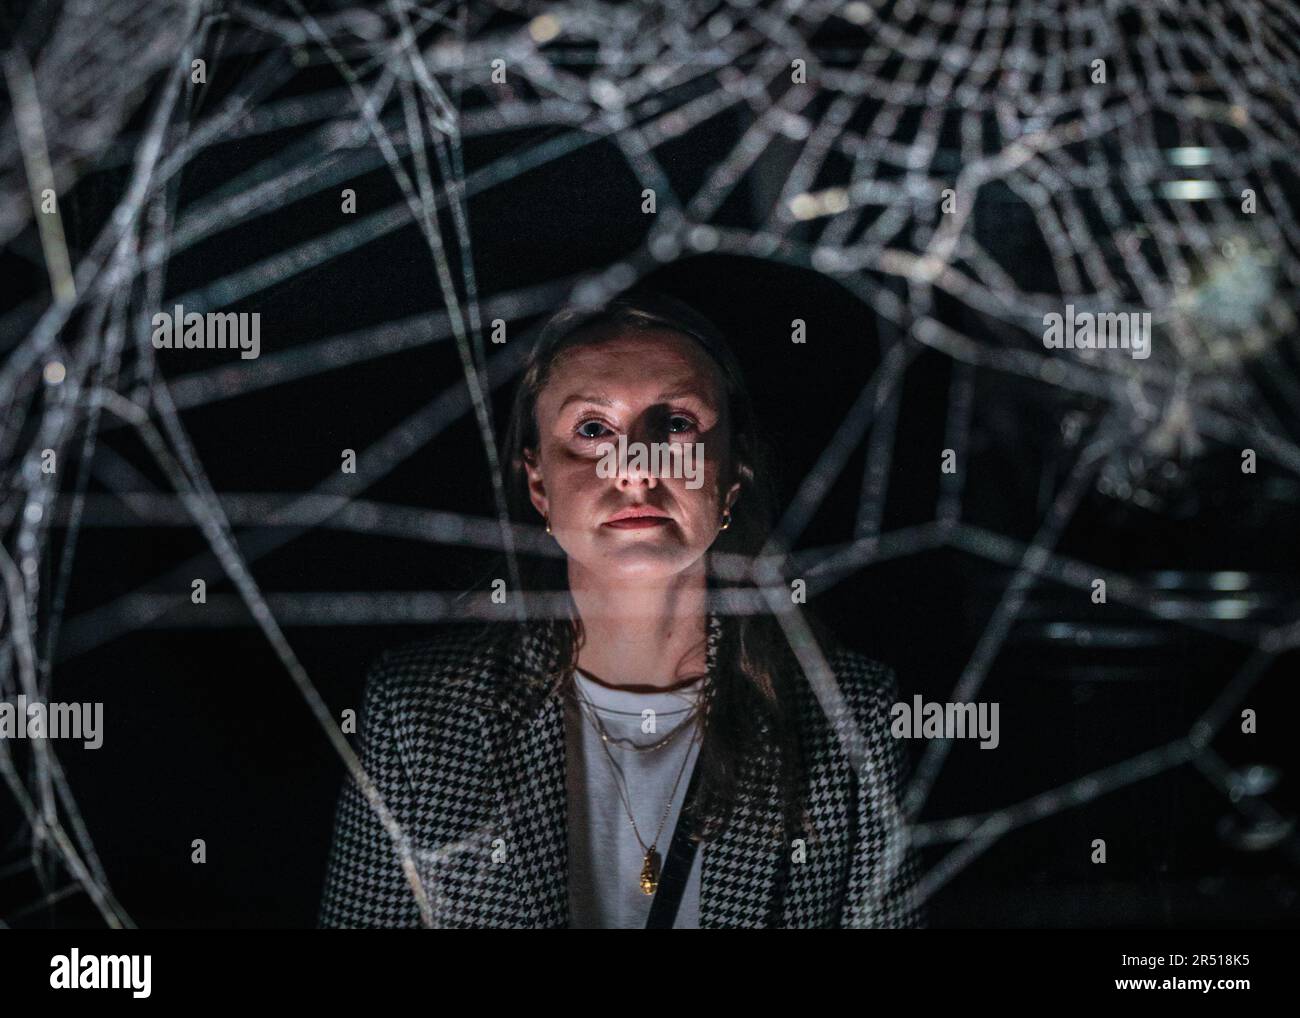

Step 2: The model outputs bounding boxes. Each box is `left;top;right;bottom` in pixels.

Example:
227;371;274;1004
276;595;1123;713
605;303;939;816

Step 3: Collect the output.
576;693;700;894
568;681;701;753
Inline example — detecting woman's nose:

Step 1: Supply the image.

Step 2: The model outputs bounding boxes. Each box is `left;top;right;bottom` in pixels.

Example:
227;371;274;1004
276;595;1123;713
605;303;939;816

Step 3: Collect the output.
616;453;659;488
615;419;661;487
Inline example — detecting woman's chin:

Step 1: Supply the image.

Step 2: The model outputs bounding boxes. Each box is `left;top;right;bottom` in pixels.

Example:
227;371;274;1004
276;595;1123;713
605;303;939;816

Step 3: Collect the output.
572;539;701;582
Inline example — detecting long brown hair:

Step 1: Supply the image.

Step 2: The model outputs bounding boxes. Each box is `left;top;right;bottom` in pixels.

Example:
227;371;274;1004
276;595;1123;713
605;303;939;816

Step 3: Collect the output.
486;289;828;840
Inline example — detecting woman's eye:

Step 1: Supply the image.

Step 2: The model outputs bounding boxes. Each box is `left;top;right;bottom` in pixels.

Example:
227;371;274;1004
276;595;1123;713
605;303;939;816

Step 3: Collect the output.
576;419;610;439
668;415;697;434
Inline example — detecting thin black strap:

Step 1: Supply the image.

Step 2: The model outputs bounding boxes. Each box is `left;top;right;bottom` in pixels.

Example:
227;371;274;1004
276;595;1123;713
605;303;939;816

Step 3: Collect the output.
644;757;703;930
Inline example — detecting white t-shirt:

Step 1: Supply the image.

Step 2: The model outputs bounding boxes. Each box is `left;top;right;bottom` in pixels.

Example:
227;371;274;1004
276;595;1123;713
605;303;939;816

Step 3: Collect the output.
564;668;704;929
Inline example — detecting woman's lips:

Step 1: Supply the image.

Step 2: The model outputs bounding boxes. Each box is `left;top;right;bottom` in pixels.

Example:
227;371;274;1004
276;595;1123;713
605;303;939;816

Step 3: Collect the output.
602;516;671;530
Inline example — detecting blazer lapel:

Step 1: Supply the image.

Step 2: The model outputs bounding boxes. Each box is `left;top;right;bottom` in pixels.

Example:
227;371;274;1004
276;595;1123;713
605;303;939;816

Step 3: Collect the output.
700;728;789;928
482;620;571;928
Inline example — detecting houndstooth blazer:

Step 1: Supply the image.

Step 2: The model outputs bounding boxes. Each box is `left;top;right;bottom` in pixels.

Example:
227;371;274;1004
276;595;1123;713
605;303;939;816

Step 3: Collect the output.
318;617;926;929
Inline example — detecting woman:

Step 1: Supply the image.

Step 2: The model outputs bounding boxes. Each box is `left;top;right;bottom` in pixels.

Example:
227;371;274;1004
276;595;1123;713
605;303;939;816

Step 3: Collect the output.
318;291;925;928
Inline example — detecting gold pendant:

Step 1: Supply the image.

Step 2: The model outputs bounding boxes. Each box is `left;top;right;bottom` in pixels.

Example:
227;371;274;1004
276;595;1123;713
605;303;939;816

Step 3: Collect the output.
639;848;661;895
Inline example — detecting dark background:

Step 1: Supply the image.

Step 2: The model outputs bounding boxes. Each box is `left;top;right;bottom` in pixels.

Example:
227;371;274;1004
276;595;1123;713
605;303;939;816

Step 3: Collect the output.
3;6;1299;928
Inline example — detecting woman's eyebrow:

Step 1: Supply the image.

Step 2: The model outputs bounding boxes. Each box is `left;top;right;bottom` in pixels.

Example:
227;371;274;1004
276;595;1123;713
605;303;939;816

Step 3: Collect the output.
655;387;717;408
556;389;714;411
557;392;615;411
655;389;714;406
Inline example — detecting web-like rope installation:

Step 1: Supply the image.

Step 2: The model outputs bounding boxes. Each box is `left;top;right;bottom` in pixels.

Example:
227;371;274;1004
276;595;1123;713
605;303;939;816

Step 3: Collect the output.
2;0;1298;927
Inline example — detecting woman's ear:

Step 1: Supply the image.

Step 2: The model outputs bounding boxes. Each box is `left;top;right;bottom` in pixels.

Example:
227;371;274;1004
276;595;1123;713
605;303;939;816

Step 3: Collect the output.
724;479;741;512
522;447;548;518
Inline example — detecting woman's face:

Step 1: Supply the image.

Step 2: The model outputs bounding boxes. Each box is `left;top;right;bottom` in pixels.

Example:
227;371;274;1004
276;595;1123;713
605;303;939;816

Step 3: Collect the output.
524;326;741;584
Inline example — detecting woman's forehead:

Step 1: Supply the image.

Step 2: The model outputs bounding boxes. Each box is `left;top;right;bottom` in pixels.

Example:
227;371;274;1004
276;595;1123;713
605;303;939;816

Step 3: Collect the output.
542;328;725;406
